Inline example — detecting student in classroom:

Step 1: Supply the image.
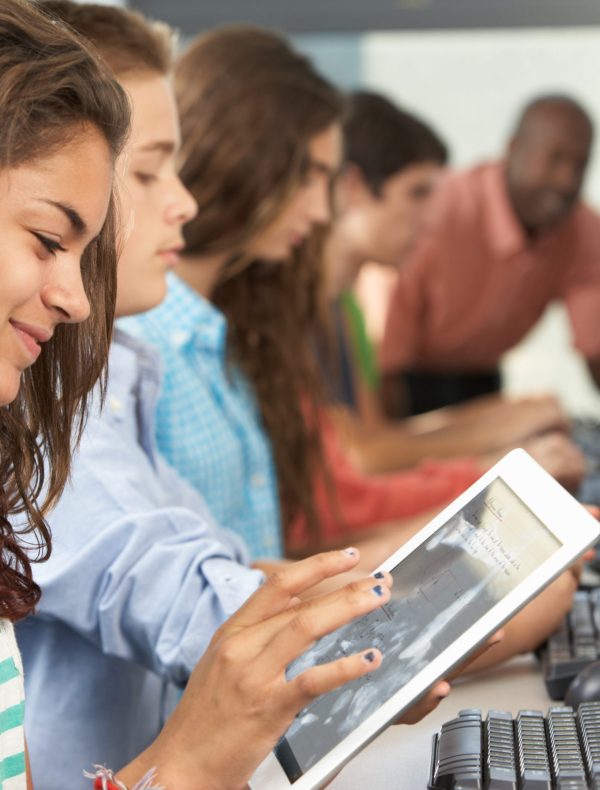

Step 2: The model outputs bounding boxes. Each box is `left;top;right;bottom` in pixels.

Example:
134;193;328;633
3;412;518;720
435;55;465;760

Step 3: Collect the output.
319;90;585;488
16;4;445;787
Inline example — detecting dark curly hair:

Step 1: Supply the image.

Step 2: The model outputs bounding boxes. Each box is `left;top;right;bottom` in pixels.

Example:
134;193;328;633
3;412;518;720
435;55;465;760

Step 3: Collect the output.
0;0;129;620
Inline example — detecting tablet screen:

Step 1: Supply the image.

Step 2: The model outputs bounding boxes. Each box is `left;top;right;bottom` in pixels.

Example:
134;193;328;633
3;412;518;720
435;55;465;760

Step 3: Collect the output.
274;477;561;782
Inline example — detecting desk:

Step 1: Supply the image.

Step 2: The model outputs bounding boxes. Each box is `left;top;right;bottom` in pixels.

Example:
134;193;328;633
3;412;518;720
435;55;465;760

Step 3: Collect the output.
329;654;552;789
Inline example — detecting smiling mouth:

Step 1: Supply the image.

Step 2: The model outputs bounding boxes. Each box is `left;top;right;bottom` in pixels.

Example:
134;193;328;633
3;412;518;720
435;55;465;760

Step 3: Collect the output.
9;321;50;363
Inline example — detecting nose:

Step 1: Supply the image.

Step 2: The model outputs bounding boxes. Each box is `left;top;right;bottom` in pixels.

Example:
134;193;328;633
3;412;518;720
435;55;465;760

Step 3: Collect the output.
42;257;91;324
165;174;198;226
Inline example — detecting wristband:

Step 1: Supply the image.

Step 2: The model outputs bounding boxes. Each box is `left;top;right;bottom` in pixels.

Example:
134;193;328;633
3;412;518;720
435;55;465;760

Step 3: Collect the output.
85;765;163;790
93;779;126;790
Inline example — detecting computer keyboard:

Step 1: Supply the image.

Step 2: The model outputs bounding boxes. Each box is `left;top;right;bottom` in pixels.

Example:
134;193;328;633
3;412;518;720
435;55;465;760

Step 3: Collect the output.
573;419;600;506
540;589;600;700
429;703;600;789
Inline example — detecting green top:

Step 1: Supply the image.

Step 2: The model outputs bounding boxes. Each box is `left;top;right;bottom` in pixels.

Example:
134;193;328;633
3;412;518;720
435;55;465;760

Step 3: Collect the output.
339;289;380;392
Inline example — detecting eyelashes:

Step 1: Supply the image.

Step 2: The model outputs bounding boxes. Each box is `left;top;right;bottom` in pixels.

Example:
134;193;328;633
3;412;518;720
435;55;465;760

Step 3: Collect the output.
134;172;158;186
32;231;66;256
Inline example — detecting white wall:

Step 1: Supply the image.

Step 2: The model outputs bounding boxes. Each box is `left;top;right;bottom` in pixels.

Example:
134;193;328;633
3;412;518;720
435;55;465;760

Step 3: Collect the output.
362;27;600;417
362;27;600;207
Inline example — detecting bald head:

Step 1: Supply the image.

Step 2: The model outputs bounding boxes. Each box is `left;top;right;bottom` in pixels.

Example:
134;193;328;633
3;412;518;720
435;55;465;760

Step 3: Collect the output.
506;95;594;235
514;95;593;140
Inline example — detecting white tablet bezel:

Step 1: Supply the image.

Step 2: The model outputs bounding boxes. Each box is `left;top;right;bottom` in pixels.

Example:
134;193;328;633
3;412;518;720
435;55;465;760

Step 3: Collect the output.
250;448;600;790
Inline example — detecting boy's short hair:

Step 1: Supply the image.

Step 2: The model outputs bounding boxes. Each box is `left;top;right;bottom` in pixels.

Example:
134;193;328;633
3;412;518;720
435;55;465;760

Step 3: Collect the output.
41;1;174;77
344;91;448;195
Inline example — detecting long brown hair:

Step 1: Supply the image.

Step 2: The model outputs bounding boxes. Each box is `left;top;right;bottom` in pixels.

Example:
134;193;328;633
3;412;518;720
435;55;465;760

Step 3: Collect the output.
175;27;343;545
0;0;129;620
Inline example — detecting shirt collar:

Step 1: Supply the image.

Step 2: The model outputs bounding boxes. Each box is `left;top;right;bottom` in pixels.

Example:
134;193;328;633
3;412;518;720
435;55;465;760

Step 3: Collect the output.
482;162;529;260
158;272;227;354
108;328;162;400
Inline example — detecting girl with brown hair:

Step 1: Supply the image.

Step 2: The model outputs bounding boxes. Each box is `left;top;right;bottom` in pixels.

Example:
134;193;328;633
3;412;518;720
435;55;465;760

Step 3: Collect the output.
0;0;128;783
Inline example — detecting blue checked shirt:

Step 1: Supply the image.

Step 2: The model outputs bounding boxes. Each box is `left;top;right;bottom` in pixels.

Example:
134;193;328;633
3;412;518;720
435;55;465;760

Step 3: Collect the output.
17;330;264;790
121;273;283;560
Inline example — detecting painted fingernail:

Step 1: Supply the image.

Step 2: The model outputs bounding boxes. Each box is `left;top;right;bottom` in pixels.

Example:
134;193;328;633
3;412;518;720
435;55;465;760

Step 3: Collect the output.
373;571;385;579
372;585;384;597
363;651;376;664
342;547;358;557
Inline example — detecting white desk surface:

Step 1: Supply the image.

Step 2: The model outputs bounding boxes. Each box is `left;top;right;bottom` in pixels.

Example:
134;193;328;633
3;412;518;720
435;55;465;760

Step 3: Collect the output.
329;654;553;789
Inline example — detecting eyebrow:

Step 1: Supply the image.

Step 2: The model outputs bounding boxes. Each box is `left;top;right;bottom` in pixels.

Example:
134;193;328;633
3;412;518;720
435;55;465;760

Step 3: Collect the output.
137;141;176;155
40;199;87;236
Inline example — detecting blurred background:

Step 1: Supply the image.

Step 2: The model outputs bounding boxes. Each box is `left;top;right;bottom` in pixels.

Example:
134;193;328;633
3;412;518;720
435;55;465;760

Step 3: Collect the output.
94;0;600;416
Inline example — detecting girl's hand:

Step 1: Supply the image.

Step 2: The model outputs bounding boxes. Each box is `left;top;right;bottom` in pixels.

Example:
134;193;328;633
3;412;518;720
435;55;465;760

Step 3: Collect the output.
118;549;393;790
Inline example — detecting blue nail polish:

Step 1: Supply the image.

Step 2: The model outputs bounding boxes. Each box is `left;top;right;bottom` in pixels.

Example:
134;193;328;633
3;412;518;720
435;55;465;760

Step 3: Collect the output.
373;571;384;579
342;547;358;557
372;585;384;597
364;651;376;663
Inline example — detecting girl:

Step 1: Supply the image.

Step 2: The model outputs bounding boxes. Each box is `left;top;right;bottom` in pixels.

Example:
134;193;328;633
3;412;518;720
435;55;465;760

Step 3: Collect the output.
0;0;128;783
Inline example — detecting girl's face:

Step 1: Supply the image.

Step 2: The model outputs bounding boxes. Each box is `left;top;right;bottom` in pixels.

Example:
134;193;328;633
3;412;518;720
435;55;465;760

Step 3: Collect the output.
115;74;197;317
245;122;342;262
0;126;114;406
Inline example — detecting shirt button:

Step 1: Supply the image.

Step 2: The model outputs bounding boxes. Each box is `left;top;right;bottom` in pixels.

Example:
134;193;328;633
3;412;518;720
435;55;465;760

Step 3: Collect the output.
171;330;190;346
109;396;123;413
251;473;266;487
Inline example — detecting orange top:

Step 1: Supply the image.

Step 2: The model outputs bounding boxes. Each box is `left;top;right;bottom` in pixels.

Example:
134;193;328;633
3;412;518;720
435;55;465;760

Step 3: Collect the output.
380;162;600;373
289;412;482;550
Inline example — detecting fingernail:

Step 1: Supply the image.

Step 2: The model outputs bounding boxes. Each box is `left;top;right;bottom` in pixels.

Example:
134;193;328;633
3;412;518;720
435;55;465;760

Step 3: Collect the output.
363;651;376;664
373;571;385;579
342;547;358;557
372;585;384;597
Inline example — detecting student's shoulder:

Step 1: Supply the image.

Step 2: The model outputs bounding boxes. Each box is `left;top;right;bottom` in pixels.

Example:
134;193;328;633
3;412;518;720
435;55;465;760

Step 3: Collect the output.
428;161;493;231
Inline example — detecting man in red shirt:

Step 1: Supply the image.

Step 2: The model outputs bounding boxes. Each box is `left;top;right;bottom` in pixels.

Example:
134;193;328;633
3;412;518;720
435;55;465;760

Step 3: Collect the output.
380;95;600;417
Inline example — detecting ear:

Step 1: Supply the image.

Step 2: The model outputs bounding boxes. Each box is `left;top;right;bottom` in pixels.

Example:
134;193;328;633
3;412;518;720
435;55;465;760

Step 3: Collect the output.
506;135;519;162
337;162;372;209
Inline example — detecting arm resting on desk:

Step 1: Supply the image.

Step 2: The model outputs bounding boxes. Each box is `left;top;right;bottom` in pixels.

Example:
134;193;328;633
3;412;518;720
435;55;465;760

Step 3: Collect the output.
461;569;578;674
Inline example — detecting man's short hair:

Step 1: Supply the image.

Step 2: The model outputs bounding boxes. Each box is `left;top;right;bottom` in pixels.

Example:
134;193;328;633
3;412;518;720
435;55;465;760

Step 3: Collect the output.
344;90;448;195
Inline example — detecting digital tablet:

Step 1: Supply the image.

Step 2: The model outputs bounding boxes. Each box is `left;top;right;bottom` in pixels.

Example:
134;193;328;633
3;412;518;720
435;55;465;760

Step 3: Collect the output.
250;449;600;790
